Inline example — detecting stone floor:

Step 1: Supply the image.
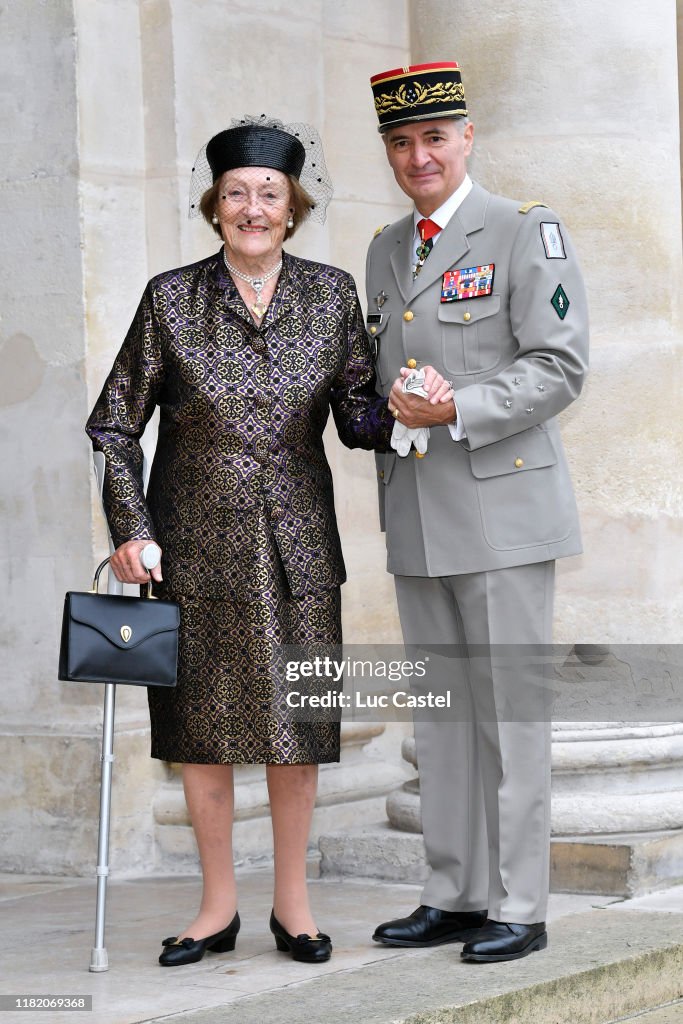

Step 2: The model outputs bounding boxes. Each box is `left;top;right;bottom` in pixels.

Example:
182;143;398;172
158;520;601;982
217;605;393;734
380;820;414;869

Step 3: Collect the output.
0;869;681;1024
616;1008;683;1024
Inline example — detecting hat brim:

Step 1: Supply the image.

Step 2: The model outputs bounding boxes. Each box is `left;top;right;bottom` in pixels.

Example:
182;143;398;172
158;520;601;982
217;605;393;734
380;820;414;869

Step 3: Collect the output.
378;110;469;134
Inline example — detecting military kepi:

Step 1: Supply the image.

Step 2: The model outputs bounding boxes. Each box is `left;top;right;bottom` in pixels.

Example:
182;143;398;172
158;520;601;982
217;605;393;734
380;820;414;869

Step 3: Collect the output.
370;61;467;133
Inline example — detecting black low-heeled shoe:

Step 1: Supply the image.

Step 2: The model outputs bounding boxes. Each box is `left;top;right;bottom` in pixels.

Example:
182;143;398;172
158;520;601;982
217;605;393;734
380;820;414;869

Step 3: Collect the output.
158;911;240;966
269;910;332;963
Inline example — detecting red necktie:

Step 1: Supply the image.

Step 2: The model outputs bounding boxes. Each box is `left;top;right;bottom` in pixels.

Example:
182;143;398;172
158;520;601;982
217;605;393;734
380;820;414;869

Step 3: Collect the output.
414;218;440;275
417;217;441;242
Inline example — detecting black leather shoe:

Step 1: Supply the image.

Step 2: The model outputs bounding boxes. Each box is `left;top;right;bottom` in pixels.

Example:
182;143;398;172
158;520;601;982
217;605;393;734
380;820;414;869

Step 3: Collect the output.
461;920;547;962
373;905;488;947
158;912;240;966
269;910;332;963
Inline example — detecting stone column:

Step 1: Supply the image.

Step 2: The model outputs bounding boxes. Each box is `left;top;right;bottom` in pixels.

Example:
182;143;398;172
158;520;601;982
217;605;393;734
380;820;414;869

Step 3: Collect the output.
321;0;683;893
0;0;165;877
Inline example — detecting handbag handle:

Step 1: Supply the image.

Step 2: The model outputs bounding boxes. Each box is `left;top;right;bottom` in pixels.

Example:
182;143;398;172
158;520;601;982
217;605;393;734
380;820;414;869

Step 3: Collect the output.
92;557;154;599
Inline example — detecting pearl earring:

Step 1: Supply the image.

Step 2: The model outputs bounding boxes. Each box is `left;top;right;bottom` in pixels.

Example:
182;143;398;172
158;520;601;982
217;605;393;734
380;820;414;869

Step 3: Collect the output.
211;214;219;225
287;214;294;229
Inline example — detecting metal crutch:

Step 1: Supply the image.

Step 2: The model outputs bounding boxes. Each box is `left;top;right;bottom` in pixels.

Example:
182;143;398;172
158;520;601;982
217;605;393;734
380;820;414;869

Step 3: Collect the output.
89;452;158;972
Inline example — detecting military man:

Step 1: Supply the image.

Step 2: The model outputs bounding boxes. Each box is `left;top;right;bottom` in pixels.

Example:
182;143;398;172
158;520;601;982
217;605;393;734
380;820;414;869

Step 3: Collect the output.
367;62;589;962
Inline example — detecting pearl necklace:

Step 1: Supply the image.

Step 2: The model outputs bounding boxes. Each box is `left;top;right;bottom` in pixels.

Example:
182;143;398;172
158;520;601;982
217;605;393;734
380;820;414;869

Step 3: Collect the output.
223;249;282;318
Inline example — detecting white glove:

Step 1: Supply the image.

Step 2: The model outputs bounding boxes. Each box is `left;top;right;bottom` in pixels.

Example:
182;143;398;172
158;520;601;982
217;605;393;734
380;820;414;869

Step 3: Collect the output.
391;420;413;456
390;369;431;457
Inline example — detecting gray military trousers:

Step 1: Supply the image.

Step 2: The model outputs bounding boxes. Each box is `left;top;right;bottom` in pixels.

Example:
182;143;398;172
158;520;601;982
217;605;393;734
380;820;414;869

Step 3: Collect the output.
394;560;555;924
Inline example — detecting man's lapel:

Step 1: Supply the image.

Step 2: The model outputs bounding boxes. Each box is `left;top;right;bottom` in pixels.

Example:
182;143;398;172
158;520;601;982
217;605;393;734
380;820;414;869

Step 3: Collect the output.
388;214;416;302
409;183;491;301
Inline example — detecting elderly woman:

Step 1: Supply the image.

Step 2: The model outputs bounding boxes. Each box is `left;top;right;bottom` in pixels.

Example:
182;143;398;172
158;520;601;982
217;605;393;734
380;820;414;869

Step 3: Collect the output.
86;114;451;967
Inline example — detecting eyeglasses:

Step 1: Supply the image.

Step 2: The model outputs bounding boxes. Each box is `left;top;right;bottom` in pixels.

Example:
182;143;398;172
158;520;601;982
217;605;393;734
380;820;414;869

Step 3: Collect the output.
218;186;289;209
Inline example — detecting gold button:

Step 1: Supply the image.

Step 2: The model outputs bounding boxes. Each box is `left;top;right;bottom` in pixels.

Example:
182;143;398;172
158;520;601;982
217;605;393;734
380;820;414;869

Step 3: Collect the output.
463;311;471;322
370;326;377;335
403;310;414;322
514;458;524;468
379;470;385;479
407;358;417;369
415;451;425;459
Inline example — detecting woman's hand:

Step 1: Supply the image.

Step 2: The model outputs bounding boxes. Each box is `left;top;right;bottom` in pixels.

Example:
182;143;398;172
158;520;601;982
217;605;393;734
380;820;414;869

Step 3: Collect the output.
388;366;457;429
109;539;163;584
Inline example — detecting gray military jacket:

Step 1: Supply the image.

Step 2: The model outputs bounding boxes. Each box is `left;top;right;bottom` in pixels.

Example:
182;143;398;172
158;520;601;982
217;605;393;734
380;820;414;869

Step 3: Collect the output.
366;181;589;577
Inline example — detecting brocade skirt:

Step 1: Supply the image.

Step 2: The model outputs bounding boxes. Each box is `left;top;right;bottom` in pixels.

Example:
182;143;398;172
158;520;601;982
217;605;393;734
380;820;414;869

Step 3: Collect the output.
148;549;342;765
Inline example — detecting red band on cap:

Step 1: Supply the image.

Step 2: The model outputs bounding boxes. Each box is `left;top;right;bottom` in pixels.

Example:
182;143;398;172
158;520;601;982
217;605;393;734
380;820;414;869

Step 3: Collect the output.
370;61;460;85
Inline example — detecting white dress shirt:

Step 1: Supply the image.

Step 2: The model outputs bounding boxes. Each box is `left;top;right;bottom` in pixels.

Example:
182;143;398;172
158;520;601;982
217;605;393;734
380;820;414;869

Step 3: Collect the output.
412;173;473;258
411;175;473;442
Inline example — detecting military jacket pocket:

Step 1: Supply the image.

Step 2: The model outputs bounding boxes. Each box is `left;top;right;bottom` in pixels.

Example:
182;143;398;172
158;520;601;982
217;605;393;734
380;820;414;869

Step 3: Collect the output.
469;426;573;550
469;424;556;478
439;294;502;375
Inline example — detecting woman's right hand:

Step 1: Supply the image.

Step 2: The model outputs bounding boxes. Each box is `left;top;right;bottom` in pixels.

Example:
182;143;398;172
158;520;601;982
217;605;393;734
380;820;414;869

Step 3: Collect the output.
109;539;163;584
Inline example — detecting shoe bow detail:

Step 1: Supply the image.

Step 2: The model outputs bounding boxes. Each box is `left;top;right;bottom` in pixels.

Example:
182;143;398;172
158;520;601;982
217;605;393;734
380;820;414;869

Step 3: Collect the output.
269;911;332;963
158;912;240;966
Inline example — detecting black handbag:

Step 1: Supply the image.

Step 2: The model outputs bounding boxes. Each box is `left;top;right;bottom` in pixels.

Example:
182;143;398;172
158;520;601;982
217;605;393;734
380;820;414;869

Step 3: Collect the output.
58;557;180;687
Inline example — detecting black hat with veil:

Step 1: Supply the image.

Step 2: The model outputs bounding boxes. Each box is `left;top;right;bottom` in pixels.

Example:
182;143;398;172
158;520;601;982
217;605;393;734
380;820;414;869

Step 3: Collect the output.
189;114;333;222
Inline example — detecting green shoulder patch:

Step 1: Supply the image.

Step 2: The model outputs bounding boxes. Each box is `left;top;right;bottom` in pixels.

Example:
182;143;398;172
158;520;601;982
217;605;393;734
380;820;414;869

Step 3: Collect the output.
373;224;389;238
551;284;570;319
518;201;548;214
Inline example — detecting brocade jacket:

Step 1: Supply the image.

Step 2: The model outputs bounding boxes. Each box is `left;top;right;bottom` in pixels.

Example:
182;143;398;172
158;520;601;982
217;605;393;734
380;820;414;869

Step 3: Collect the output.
86;250;393;599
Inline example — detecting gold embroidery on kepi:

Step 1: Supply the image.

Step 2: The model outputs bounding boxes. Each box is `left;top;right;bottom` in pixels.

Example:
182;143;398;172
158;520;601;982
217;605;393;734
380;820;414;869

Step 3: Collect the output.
370;61;468;133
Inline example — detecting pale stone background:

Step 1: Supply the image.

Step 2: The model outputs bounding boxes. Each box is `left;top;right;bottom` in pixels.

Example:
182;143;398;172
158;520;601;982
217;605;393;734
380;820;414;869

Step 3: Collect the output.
1;0;681;877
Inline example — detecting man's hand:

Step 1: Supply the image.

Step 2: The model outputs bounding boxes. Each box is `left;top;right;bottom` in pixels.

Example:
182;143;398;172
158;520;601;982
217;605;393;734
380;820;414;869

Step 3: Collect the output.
110;539;163;584
388;365;457;429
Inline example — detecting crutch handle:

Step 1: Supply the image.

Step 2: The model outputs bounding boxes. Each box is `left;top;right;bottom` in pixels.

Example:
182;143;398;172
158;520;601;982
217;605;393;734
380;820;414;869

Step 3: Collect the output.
140;543;161;570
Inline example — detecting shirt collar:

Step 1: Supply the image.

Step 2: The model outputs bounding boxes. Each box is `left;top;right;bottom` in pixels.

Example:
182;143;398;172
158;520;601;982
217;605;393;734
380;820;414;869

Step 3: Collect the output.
412;174;473;238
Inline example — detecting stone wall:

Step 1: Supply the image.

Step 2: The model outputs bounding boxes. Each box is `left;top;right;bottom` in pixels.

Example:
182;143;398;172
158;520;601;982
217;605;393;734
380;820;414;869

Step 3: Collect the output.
410;0;683;643
0;0;411;875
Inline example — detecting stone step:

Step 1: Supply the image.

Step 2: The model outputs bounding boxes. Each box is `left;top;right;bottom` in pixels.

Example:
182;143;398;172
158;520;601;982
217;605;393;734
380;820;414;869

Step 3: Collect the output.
1;871;681;1024
605;1004;683;1023
319;823;683;897
147;908;683;1024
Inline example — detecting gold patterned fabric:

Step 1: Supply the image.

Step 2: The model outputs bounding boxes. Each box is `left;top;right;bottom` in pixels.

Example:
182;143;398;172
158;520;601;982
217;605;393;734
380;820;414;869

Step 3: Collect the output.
149;561;342;765
374;81;466;118
86;249;392;763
